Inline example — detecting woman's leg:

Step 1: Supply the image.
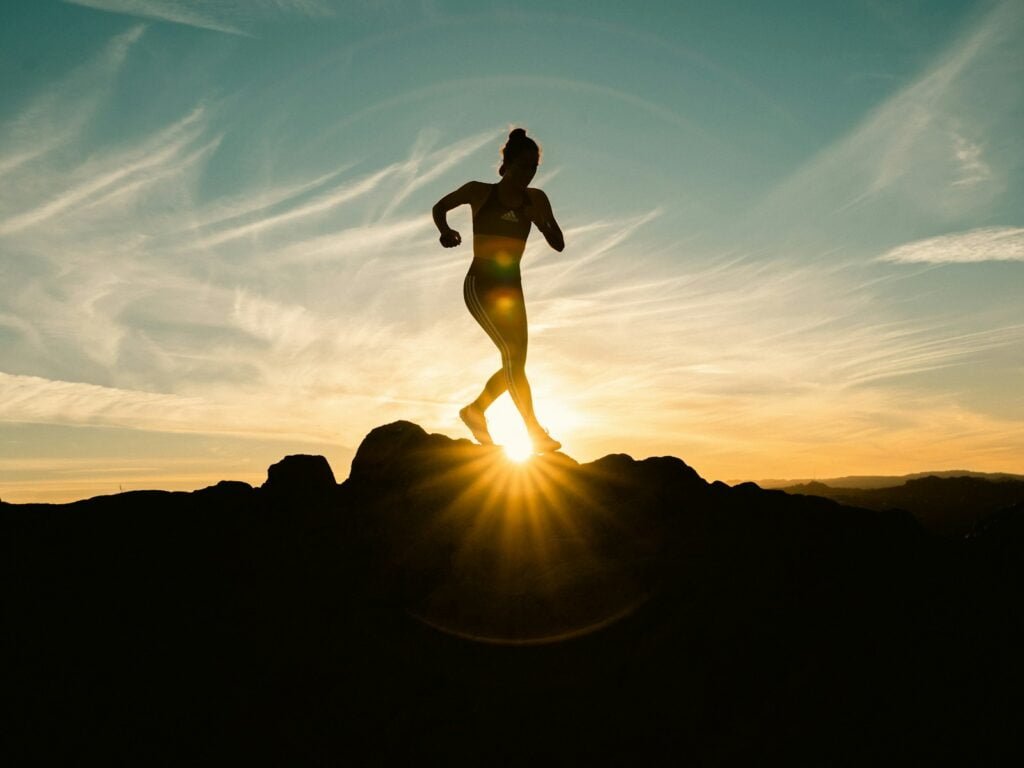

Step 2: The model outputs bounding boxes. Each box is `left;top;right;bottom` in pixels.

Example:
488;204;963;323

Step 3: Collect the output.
468;369;507;413
463;275;541;430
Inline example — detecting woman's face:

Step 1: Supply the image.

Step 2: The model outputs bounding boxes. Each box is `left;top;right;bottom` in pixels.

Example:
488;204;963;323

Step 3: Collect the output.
504;148;539;187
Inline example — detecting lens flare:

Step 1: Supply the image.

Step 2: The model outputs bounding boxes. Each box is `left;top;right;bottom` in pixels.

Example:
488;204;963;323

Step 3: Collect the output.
484;400;533;461
504;439;533;463
401;433;649;645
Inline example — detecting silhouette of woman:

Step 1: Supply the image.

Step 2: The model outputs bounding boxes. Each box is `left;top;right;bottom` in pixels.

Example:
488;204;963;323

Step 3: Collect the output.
432;128;565;453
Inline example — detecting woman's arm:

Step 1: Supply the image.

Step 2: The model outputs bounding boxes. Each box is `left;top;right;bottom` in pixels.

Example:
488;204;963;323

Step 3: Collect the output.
432;181;483;247
525;189;565;252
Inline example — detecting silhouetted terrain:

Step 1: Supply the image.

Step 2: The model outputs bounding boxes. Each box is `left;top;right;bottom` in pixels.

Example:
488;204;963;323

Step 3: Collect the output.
759;470;1024;490
5;421;1023;766
780;476;1024;537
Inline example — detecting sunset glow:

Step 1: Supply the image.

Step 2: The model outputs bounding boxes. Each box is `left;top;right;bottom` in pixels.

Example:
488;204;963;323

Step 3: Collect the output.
1;1;1022;502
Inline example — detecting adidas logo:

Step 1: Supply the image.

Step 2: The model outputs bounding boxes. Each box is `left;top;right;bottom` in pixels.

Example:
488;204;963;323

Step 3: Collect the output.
500;210;519;222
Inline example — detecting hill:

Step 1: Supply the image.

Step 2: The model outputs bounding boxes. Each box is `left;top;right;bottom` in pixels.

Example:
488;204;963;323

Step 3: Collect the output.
758;469;1024;489
779;476;1024;537
5;421;1022;766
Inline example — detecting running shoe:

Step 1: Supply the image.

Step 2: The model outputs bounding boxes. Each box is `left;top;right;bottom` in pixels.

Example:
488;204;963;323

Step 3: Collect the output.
459;405;494;445
529;427;561;453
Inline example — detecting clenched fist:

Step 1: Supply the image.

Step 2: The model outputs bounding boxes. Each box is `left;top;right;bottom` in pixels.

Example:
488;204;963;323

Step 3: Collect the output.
439;229;462;248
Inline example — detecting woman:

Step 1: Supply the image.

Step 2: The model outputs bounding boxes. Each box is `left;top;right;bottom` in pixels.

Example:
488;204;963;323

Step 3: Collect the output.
432;127;565;453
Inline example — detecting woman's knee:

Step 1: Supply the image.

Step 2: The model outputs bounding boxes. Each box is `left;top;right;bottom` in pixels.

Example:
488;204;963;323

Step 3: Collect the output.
504;351;527;374
502;336;526;359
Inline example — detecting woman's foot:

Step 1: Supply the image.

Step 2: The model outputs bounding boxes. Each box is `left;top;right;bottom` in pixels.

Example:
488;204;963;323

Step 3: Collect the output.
529;426;561;453
459;405;494;445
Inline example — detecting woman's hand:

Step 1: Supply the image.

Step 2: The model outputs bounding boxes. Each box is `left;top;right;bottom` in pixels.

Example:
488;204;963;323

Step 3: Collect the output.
433;182;484;248
439;229;462;248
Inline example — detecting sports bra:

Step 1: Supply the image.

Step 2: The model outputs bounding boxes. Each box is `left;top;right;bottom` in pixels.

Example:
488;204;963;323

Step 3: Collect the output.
472;184;533;241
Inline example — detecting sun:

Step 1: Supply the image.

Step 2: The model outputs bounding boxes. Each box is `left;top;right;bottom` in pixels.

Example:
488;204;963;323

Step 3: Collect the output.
482;400;535;462
503;436;534;463
473;393;574;463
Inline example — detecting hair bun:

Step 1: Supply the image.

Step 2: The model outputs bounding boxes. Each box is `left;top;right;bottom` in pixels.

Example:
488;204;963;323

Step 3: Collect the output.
498;127;540;177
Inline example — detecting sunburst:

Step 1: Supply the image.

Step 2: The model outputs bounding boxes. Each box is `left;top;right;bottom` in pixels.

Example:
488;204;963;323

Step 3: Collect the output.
403;432;647;645
482;399;535;461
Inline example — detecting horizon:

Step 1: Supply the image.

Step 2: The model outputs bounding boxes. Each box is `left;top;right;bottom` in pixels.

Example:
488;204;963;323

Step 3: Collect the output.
2;0;1023;503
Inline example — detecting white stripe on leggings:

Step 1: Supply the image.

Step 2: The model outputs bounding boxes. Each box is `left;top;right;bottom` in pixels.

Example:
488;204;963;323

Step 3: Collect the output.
464;274;525;412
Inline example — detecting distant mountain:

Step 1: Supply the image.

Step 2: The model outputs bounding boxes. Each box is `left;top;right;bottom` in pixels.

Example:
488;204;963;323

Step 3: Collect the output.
5;421;1022;765
778;475;1024;537
758;469;1024;489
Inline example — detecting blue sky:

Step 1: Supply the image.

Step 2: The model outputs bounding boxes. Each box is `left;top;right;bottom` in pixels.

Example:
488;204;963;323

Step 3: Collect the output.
1;0;1022;501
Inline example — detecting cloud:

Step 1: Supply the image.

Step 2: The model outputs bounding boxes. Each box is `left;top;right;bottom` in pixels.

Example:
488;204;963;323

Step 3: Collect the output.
267;216;432;265
66;0;248;35
184;126;495;255
4;21;1022;496
188;163;401;248
376;128;497;220
0;372;208;430
183;164;355;232
0;107;209;236
0;25;145;177
0;44;516;446
753;1;1022;241
879;227;1024;264
64;0;332;35
951;131;991;188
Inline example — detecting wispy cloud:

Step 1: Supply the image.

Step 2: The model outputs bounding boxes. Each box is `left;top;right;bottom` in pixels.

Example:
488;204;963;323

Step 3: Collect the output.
0;25;145;177
3;16;1022;502
376;128;497;220
0;372;207;430
879;227;1024;264
753;1;1022;242
188;163;401;248
66;0;248;35
268;216;432;265
0;38;507;450
64;0;332;36
951;131;991;188
0;107;208;236
183;164;355;231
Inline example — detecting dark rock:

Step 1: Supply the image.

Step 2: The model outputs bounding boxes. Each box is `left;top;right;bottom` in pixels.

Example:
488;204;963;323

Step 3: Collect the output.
637;455;707;491
732;480;762;493
5;420;1023;766
588;452;637;475
262;453;336;495
195;480;252;497
348;420;431;484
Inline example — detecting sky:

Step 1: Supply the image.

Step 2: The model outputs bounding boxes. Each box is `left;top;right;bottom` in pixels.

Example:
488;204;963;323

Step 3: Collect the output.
1;0;1022;502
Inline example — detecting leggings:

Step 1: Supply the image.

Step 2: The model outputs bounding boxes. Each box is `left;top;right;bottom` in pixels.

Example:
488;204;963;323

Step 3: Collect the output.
463;266;536;422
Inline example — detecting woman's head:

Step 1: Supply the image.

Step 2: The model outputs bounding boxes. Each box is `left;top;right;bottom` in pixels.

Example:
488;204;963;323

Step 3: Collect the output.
499;127;540;185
